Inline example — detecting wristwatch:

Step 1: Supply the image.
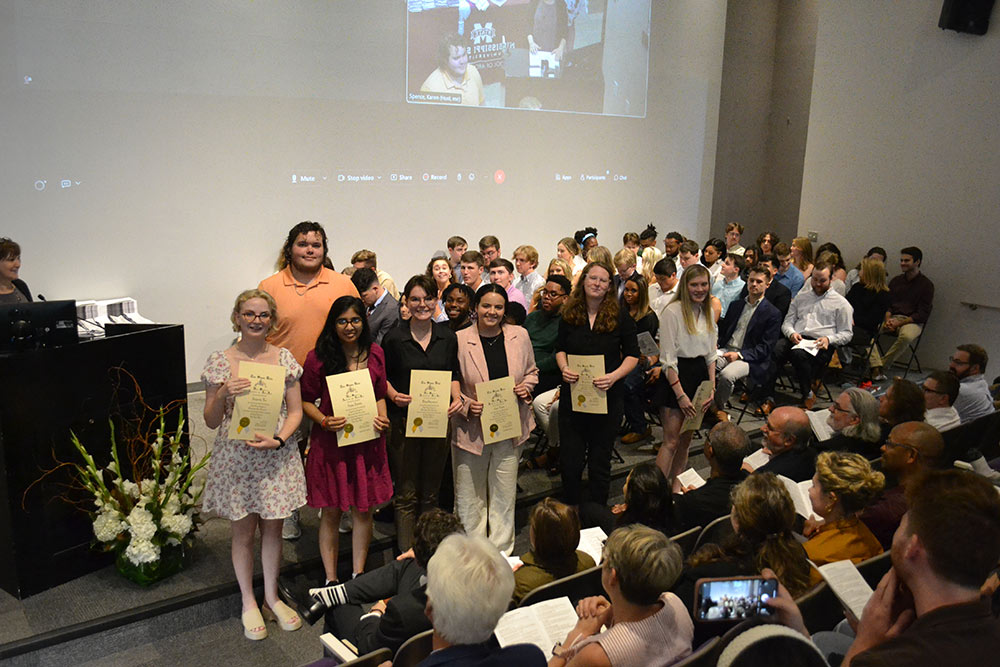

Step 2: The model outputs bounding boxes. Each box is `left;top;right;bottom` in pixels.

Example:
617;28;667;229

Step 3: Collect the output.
274;435;286;450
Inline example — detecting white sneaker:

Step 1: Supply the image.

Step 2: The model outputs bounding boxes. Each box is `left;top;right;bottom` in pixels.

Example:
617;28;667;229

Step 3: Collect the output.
339;512;353;534
282;509;301;540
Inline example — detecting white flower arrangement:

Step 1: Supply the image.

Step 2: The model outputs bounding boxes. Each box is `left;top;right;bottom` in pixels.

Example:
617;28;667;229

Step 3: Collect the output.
69;407;211;572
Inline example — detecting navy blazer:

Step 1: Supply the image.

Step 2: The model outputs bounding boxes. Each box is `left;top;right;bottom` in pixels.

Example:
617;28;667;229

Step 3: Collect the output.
716;297;781;386
419;642;546;667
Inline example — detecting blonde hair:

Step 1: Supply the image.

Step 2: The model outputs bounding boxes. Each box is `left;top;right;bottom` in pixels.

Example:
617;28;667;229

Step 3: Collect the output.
640;246;664;285
613;248;637;269
670;264;715;335
546;258;574;279
586;245;614;269
603;525;683;605
791;237;814;271
815;451;885;516
231;289;279;334
859;258;888;293
558;237;580;257
514;244;539;266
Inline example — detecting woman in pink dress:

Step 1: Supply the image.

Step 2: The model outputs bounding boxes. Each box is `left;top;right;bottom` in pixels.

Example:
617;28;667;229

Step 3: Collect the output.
300;295;393;591
202;289;306;640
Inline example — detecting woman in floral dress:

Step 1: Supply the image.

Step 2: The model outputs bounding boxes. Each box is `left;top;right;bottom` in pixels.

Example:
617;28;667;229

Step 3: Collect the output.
202;289;306;640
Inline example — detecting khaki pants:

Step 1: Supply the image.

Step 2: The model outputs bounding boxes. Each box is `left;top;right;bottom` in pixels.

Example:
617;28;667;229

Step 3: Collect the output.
871;322;922;370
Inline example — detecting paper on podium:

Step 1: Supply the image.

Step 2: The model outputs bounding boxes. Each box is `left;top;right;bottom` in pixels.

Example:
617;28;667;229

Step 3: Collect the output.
495;597;580;659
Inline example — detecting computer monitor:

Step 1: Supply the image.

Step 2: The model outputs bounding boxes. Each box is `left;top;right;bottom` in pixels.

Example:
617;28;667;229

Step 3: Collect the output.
0;300;78;353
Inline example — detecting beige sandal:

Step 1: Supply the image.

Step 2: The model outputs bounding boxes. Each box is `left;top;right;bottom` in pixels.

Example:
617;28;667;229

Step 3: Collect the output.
263;600;302;631
242;607;267;640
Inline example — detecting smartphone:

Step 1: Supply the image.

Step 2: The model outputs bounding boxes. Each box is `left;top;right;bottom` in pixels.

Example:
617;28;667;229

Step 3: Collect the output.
693;576;778;622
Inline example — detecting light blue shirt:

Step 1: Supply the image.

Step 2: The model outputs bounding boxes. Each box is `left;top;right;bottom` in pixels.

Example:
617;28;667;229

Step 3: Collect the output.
775;264;805;295
712;275;745;317
954;375;995;423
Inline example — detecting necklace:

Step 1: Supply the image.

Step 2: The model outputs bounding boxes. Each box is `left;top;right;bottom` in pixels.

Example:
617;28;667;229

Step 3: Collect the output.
480;332;503;348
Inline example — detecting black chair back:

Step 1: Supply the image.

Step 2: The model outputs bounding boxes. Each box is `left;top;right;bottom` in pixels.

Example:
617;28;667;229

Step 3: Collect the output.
518;564;604;608
856;551;892;588
342;648;392;666
393;629;434;667
795;582;845;633
673;636;720;666
670;525;702;558
693;514;735;553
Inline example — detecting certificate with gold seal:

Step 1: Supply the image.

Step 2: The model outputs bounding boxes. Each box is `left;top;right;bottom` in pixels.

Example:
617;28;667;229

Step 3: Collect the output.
407;369;451;438
228;361;284;441
476;376;521;443
326;369;378;446
567;354;607;414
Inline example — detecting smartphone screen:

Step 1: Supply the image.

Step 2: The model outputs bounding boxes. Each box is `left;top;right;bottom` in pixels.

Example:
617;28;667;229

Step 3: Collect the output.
693;576;779;621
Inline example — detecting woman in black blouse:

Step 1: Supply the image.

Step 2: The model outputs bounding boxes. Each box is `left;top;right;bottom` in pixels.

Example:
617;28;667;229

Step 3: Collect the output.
620;274;659;444
381;274;463;551
555;261;639;506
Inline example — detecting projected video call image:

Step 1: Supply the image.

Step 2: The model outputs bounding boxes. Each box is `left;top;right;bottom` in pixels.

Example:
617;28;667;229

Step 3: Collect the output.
406;0;651;116
695;577;777;622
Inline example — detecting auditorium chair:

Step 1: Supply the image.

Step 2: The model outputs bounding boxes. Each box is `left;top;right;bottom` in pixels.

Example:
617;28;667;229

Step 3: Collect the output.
518;563;604;608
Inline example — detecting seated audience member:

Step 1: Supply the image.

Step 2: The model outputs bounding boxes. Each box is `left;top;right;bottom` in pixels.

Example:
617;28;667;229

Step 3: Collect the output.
621;232;643;273
740;245;761;280
773;242;805;296
803;452;884;585
878;378;926;442
765;262;853;410
701;237;727;282
725;222;746;257
316;509;463;654
505;302;527;326
751;255;792;320
441;283;475;332
574;227;599;261
648;256;678;315
557;236;587;275
351;249;399;299
818;388;883;458
869;247;934;380
446;235;468;281
663;231;685;260
513;245;546;307
839;470;1000;666
488;258;528;309
921;370;962;432
459;250;487;293
756;231;780;256
620;273;659;443
639;223;658;252
550;525;694;666
673;423;750;532
814;251;847;296
675;473;812;612
580;461;675;536
815;243;849;283
352;267;399;344
479;235;501;264
423;534;546;666
712;253;746;317
859;421;943;548
845;246;887;292
790;237;814;280
714;265;781;419
676;239;701;277
512;498;596;605
845;257;891;354
949;343;995;423
752;407;817;482
612;248;638;300
420;33;484;106
525;275;571;395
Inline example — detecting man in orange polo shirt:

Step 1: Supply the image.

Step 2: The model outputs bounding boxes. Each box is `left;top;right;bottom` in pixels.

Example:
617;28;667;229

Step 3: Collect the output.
258;221;359;538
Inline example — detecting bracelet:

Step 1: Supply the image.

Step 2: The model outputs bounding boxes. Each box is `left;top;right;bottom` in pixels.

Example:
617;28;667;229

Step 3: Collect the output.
274;435;286;450
670;380;681;387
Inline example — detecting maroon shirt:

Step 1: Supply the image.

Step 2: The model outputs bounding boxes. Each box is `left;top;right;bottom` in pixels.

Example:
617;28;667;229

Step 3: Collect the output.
888;272;934;324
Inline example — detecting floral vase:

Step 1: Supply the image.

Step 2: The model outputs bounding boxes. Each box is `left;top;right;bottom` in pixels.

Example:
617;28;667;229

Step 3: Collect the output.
115;542;190;586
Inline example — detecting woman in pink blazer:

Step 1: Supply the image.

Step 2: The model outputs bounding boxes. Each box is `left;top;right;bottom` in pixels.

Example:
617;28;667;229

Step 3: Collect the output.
452;283;538;554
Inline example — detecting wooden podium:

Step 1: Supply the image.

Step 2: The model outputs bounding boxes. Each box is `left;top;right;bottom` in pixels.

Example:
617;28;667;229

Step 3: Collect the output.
0;324;187;598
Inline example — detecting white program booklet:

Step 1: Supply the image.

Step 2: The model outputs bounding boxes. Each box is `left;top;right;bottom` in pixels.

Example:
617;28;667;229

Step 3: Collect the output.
815;559;874;621
807;408;835;441
494;597;581;659
577;526;607;565
743;448;771;471
677;468;707;490
778;475;820;521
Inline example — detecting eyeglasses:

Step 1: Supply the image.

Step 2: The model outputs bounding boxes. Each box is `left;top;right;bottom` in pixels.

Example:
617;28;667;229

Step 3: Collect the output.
884;439;921;459
948;356;970;366
829;402;853;415
542;289;566;298
336;317;363;326
921;384;946;395
240;311;271;322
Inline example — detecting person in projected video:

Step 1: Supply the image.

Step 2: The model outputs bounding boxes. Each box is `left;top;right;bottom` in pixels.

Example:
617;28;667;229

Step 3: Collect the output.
528;0;569;62
420;33;484;106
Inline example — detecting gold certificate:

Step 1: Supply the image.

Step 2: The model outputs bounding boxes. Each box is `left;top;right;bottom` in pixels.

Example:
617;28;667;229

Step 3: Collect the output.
681;380;716;433
326;369;379;446
228;361;284;441
407;369;451;438
567;354;608;414
476;376;522;443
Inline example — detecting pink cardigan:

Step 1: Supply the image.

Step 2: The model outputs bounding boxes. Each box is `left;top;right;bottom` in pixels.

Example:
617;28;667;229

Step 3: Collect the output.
452;324;538;455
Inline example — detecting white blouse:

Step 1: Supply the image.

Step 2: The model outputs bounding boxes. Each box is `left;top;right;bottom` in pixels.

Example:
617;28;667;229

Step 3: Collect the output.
658;300;715;372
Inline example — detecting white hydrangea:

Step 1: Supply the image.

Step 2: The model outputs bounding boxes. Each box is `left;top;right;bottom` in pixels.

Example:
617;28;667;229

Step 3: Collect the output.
121;480;140;498
127;506;157;540
162;512;192;538
93;511;126;542
125;536;160;565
